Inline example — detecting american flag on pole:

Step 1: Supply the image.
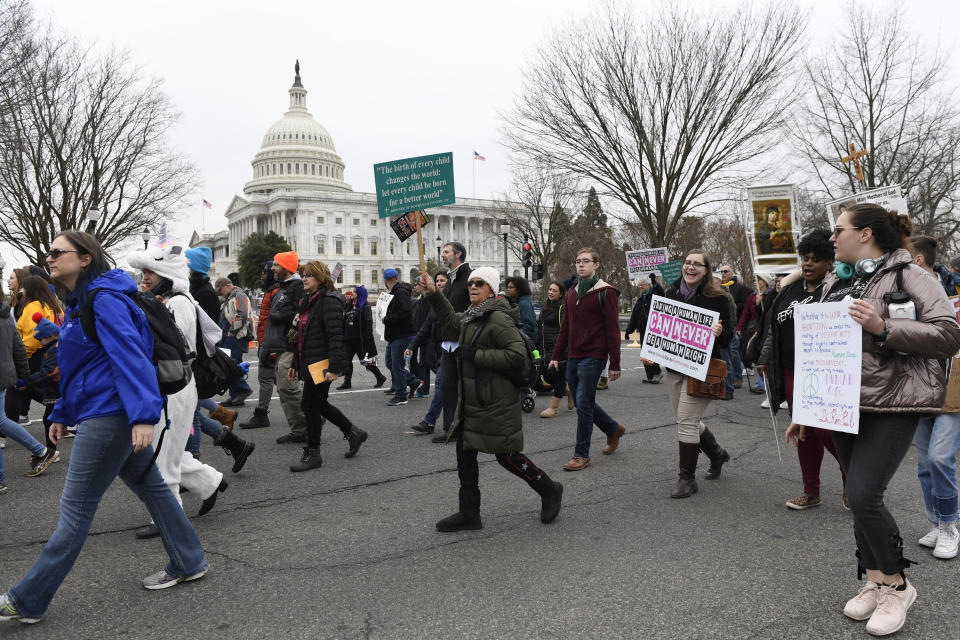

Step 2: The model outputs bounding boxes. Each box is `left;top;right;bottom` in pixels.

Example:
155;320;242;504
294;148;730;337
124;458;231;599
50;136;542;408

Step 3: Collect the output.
473;151;486;161
202;199;213;208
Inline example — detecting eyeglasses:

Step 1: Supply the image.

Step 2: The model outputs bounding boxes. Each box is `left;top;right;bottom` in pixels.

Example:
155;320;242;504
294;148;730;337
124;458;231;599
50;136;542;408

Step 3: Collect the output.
467;279;487;288
833;225;861;235
683;260;706;269
45;249;77;260
574;259;597;265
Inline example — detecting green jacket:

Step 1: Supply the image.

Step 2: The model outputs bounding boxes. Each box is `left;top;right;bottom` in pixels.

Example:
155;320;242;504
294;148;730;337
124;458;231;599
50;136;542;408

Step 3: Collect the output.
428;291;526;453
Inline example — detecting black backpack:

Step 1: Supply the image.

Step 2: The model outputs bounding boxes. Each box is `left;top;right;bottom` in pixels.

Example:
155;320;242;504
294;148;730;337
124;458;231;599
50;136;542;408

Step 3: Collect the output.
469;311;540;389
80;289;194;395
190;311;244;398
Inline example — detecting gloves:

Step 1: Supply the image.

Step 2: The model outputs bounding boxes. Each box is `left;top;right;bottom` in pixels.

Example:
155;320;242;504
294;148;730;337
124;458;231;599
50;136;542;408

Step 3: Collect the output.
239;362;250;377
457;345;477;362
15;378;26;390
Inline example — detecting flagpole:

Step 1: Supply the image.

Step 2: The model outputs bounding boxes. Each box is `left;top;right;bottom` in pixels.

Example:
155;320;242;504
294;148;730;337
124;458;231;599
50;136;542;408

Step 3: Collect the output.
472;155;476;199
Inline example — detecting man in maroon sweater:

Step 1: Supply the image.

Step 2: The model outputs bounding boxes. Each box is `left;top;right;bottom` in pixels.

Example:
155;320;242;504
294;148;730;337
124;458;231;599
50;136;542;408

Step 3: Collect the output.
549;247;626;471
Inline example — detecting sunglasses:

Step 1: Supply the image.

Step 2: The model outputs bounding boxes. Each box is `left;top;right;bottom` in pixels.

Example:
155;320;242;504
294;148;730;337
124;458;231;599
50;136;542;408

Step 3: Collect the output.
467;279;487;288
833;225;861;235
45;249;78;260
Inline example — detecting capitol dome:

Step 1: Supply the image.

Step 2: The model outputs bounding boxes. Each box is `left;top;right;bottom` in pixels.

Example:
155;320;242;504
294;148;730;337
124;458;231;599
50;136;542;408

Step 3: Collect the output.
243;62;352;195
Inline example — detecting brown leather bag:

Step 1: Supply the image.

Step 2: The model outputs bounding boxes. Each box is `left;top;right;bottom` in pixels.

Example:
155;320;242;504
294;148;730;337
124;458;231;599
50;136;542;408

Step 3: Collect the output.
686;358;728;400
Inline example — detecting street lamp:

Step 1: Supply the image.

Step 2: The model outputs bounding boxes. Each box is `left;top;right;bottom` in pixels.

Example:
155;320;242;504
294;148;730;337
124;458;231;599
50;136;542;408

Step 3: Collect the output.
140;227;150;249
435;234;442;266
84;203;101;235
499;219;510;286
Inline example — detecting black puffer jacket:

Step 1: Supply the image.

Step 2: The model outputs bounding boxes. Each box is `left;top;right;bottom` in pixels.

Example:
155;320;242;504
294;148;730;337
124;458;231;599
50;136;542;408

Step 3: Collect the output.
344;302;378;357
624;283;665;338
409;308;442;371
383;282;415;341
439;262;471;341
0;303;29;389
664;278;735;360
189;272;220;323
538;300;566;362
262;274;305;354
293;289;348;378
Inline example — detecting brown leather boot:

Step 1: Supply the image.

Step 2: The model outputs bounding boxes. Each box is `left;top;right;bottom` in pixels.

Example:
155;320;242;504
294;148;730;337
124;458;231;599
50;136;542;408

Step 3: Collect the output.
210;405;237;431
540;396;561;419
602;424;626;455
671;442;700;498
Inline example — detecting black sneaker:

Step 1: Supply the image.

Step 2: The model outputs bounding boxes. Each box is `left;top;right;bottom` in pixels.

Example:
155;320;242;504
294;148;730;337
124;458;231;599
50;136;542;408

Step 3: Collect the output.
25;448;59;477
431;431;450;444
410;421;435;435
387;396;408;406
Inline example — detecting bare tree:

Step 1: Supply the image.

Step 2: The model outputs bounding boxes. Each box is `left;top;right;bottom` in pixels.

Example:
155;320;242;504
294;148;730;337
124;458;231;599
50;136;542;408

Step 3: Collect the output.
0;0;33;123
795;3;960;245
0;27;197;264
503;2;806;248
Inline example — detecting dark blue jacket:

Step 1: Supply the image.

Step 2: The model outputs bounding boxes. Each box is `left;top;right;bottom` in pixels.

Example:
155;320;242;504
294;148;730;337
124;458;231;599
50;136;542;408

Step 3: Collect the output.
49;270;162;427
22;341;60;403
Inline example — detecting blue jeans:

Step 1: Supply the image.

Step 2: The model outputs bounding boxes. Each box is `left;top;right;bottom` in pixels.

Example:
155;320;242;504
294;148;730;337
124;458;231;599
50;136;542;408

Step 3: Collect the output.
724;334;744;393
386;337;417;400
8;414;206;619
915;413;960;524
566;357;620;458
423;363;444;426
186;410;224;455
0;390;46;483
222;336;251;398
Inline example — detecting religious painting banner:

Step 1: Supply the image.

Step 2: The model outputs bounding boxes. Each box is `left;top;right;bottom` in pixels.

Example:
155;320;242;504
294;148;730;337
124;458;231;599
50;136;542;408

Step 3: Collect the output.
640;295;719;381
745;184;799;269
824;185;908;228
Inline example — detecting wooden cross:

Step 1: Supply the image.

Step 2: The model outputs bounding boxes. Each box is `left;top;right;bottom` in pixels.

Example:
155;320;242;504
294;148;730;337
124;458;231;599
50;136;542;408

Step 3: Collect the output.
842;143;868;183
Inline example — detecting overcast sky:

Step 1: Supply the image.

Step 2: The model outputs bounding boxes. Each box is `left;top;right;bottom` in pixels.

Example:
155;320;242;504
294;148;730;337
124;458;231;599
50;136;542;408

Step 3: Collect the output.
10;0;960;265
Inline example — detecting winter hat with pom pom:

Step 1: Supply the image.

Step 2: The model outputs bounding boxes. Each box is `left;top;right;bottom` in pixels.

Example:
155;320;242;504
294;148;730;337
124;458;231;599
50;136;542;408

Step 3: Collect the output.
32;312;60;340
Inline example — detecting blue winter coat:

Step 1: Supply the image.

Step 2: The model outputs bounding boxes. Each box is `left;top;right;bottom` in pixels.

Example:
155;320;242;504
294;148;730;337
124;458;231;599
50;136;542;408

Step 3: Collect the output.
48;269;163;427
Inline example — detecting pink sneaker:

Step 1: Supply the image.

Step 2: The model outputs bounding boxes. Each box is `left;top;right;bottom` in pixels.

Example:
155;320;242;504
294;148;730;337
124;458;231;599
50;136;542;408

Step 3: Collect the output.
865;581;916;636
843;581;879;620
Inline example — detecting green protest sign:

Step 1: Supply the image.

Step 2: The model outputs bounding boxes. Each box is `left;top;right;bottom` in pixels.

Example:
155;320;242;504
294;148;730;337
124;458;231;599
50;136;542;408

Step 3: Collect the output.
658;259;683;283
373;152;455;218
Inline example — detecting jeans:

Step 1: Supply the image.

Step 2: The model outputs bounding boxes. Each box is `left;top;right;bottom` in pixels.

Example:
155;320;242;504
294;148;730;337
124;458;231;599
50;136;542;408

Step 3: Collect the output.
0;390;46;483
301;376;352;448
386;337;417;400
222;336;251;398
186;410;224;455
423;363;444;426
566;357;620;457
8;414;206;619
832;413;919;576
915;412;960;524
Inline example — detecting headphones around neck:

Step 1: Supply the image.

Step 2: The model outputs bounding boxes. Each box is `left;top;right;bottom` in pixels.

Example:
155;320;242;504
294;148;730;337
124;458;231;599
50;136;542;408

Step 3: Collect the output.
833;254;888;280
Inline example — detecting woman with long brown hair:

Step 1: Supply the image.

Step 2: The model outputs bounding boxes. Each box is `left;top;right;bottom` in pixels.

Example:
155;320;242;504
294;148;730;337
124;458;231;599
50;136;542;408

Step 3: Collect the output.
662;249;734;499
288;261;368;472
5;268;30;320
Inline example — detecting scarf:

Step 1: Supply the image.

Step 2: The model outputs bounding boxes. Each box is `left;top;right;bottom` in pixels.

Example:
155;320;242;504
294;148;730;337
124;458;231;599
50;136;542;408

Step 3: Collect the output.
577;275;599;300
679;279;698;301
463;296;498;324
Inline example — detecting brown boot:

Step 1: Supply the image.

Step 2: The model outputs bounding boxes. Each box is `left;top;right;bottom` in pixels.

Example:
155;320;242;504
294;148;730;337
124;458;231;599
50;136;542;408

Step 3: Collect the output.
671;442;700;499
210;405;237;431
602;424;626;455
565;389;575;410
540;396;561;419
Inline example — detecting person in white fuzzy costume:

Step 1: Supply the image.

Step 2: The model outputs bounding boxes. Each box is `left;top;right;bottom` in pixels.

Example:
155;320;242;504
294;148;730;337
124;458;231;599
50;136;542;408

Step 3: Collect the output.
126;245;228;538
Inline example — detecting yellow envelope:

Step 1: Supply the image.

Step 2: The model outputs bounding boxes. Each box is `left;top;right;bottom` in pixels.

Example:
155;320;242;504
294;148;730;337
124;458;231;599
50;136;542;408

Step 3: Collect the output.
308;359;330;384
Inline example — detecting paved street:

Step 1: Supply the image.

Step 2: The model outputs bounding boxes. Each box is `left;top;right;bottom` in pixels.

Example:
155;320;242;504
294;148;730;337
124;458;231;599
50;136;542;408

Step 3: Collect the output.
0;345;958;639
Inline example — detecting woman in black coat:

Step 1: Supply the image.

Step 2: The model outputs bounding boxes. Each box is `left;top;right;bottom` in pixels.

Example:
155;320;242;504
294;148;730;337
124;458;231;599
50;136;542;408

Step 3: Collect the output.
337;285;386;390
537;281;573;418
625;274;665;383
662;250;735;499
288;261;368;472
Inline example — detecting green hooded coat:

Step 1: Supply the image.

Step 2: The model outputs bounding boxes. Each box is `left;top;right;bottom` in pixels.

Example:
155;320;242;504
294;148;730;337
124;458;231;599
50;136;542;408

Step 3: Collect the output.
427;291;526;453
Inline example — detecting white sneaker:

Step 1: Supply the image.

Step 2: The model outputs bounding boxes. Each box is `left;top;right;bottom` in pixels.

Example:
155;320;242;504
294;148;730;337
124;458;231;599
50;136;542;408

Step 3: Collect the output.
844;581;880;620
933;522;959;559
918;524;939;549
0;437;5;449
865;580;916;636
779;400;789;409
760;398;770;409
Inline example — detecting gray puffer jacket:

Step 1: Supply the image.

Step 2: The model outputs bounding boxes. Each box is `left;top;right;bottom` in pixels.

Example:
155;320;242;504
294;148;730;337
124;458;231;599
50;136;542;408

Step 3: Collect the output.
819;248;960;414
0;302;29;389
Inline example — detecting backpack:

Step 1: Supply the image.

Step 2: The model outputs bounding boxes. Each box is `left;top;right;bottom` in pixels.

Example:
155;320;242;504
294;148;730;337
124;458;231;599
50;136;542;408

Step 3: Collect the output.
185;295;244;398
470;310;540;389
80;289;193;395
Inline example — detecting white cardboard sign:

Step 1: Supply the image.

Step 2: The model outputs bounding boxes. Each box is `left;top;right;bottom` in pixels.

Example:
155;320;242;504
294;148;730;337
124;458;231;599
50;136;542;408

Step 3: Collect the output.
824;185;908;228
640;295;719;381
626;248;669;279
374;291;394;341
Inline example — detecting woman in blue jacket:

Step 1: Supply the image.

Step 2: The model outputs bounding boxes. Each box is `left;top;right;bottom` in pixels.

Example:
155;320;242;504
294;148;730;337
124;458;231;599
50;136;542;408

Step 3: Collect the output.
0;231;207;625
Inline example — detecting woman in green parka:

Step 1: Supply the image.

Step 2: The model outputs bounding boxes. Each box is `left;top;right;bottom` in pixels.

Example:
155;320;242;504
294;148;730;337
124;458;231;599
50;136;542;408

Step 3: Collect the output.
421;266;564;532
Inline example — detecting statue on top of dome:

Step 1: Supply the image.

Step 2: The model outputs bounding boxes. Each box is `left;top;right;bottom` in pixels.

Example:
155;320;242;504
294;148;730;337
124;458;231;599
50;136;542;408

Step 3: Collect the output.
295;59;300;76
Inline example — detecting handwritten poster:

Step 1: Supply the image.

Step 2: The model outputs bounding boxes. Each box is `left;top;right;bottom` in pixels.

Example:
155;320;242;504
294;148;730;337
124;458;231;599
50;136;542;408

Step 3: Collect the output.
626;248;669;279
374;291;393;341
640;295;719;380
792;302;862;434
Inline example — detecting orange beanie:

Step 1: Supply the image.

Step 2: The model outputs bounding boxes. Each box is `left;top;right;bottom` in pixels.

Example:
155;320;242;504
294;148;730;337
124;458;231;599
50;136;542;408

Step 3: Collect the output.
273;251;299;274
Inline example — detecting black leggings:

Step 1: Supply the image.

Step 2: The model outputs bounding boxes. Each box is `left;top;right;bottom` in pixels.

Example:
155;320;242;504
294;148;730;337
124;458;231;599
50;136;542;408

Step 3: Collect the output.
300;376;353;448
456;429;546;492
544;362;567;399
832;413;919;577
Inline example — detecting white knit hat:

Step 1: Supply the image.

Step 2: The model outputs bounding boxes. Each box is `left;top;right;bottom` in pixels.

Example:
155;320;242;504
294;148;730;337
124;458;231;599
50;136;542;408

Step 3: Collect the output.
127;245;190;294
468;266;501;292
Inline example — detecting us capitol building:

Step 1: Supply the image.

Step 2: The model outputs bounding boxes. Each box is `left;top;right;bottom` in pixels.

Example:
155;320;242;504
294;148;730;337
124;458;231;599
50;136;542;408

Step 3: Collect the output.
191;63;517;289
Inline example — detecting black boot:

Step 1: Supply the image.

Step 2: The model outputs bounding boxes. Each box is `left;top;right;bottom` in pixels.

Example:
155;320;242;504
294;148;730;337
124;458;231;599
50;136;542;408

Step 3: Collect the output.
369;366;387;388
198;478;229;516
336;377;352;390
699;427;730;480
436;488;482;532
239;408;270;429
535;476;564;524
671;442;699;499
216;429;256;474
343;426;368;459
290;446;322;472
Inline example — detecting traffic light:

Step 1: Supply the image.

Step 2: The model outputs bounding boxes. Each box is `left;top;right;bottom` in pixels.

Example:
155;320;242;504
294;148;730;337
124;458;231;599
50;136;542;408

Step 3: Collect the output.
522;240;534;268
531;264;544;281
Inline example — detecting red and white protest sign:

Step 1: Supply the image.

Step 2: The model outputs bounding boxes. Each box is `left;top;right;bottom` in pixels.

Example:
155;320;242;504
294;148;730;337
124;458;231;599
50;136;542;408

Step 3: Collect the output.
639;295;719;380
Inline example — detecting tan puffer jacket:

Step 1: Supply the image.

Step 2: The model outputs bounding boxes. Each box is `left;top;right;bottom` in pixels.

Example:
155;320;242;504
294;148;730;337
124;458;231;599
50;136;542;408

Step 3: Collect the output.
819;248;960;414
